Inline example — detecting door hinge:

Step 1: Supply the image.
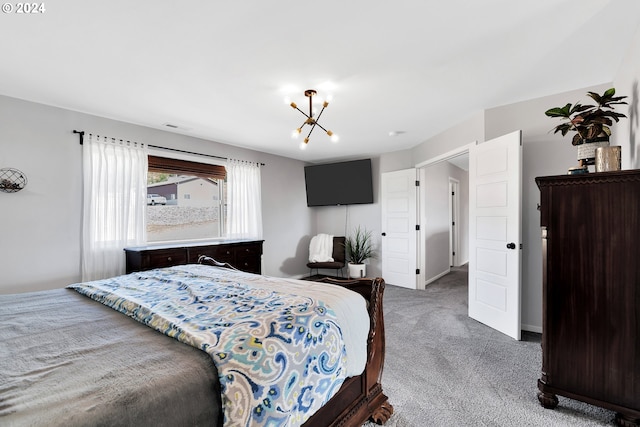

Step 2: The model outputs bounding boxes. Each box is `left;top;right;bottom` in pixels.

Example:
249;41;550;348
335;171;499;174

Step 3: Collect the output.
415;224;420;231
416;268;420;274
520;243;523;249
415;180;420;186
453;251;456;256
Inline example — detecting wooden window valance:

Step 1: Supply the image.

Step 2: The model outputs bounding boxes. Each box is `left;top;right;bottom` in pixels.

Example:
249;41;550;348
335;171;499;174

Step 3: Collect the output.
148;155;226;180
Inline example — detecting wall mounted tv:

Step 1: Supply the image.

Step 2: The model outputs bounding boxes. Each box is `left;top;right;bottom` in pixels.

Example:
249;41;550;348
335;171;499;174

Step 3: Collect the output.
304;159;374;207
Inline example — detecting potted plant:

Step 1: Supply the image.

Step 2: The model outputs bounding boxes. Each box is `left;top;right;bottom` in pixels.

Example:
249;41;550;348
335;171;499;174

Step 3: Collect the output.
545;88;627;167
345;226;377;278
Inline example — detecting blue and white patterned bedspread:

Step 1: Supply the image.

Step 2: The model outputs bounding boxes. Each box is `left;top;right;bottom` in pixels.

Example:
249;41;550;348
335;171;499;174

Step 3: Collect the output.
68;265;349;426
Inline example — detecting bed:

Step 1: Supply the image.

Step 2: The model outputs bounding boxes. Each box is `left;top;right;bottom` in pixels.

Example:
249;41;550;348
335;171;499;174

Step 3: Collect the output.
0;257;393;426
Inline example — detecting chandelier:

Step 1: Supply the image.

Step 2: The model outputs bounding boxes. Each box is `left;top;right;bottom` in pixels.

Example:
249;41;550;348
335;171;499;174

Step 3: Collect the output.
290;89;338;150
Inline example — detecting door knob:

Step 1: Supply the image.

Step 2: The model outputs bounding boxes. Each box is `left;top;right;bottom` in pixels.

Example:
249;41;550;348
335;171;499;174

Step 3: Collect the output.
506;242;516;250
381;232;386;236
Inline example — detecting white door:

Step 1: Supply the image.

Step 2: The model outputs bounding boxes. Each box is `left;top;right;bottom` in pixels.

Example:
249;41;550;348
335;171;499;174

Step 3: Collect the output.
468;130;522;340
381;169;418;289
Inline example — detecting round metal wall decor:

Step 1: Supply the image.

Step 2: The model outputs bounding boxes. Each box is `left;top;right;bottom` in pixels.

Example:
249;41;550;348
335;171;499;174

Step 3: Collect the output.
0;167;28;193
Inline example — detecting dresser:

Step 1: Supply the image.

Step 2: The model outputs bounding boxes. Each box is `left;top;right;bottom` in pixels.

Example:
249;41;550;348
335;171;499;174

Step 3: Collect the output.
536;170;640;426
124;240;264;274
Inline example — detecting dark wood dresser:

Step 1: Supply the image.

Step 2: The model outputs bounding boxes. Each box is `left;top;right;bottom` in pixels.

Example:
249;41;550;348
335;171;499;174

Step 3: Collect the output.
536;170;640;426
124;240;264;274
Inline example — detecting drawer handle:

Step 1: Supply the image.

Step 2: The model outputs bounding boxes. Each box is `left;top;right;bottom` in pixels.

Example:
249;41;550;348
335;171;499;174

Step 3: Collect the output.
167;256;172;261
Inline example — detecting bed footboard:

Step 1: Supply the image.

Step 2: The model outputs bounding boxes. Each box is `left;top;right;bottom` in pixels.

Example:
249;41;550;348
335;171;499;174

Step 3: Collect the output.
304;276;393;426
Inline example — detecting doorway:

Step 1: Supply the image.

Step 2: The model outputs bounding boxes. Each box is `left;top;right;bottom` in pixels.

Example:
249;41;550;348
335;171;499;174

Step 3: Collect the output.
388;132;522;339
419;150;470;287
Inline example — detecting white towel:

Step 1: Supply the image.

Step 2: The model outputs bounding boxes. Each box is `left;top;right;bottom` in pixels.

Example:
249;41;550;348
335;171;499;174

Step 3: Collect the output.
308;234;334;262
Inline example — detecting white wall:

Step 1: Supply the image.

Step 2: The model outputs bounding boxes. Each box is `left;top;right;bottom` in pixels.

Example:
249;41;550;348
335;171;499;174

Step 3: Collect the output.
613;22;640;169
422;161;469;284
0;95;314;294
311;157;382;279
423;162;451;281
411;111;485;167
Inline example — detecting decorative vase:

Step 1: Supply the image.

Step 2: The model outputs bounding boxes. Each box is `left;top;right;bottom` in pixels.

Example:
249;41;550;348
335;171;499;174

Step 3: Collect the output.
595;146;622;172
348;263;366;279
577;137;610;166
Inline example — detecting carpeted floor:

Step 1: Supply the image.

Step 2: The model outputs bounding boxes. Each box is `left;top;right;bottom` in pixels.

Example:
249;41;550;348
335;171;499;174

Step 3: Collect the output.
363;265;617;426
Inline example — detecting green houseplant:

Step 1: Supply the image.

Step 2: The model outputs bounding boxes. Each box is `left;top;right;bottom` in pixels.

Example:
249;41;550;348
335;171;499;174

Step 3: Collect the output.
345;226;377;278
545;88;627;166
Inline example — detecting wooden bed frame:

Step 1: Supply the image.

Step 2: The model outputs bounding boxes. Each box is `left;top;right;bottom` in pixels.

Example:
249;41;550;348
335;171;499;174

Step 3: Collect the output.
198;256;393;426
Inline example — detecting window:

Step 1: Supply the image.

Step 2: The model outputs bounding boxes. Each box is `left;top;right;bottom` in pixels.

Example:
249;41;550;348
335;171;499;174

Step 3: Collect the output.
146;156;227;242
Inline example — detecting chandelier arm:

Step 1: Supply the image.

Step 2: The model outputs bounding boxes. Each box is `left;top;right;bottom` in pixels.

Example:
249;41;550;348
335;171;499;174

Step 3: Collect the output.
315;104;327;120
294;106;311;119
306;123;317;139
313;105;329;131
314;121;329;133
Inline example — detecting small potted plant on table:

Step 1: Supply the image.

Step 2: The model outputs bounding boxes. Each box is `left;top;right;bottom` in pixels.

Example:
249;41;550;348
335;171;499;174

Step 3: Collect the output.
345;226;377;279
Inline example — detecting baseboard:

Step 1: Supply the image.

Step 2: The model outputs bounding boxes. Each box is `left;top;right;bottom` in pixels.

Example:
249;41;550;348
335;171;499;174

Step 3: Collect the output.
424;269;450;286
522;323;542;334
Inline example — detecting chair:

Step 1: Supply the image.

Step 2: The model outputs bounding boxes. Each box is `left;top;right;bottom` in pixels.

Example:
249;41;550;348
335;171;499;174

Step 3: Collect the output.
307;236;346;278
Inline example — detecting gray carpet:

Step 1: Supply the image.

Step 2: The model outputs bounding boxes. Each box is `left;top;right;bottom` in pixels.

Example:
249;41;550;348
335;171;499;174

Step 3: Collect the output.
364;266;617;426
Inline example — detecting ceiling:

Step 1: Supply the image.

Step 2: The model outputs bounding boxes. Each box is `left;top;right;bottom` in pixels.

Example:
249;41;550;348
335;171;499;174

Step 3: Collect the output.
2;0;639;164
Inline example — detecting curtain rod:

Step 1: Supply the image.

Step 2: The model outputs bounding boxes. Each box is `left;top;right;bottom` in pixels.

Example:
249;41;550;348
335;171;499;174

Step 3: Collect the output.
73;129;265;165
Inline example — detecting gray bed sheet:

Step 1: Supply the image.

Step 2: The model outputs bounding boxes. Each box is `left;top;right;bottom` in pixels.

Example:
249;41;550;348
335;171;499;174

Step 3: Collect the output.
0;288;222;427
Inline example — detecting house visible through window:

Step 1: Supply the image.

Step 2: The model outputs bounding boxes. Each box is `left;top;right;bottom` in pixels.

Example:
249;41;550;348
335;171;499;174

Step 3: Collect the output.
146;155;226;242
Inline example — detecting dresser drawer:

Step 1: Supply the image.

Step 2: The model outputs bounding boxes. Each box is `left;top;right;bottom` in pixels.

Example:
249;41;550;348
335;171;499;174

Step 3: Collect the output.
189;246;234;264
234;243;262;274
235;257;261;274
234;243;261;259
145;249;188;269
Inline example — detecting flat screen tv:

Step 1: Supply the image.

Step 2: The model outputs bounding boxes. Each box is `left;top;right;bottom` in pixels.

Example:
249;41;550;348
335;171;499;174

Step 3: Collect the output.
304;159;374;207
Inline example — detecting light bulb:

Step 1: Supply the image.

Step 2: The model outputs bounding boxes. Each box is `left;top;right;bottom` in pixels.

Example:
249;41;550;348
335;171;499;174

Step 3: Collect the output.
291;128;301;139
330;133;339;143
299;141;308;150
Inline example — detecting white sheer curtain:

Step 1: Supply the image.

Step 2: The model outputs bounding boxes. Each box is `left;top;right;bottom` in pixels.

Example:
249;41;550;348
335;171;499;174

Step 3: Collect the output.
82;134;148;281
226;159;263;240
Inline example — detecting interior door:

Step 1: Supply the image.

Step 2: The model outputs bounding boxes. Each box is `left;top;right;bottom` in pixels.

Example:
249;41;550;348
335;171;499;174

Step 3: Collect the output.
381;169;418;289
468;130;522;340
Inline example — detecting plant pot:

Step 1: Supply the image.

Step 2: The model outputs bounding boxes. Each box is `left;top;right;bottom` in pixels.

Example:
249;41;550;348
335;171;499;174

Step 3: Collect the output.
577;137;610;165
348;263;366;279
